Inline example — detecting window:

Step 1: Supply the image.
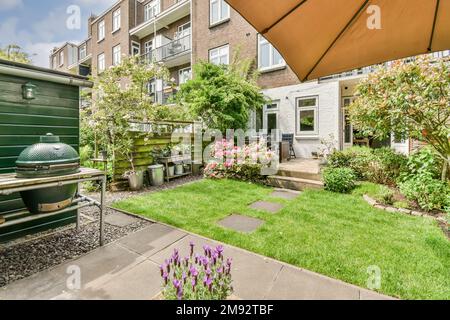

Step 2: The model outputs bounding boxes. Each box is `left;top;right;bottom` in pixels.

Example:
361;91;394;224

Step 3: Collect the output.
210;0;230;26
59;51;64;66
98;53;105;73
176;22;191;39
144;41;153;54
145;1;160;21
98;20;105;41
297;97;318;135
209;45;229;65
52;56;57;69
179;67;192;85
112;9;121;32
79;45;87;60
113;45;121;66
131;41;141;56
258;35;285;71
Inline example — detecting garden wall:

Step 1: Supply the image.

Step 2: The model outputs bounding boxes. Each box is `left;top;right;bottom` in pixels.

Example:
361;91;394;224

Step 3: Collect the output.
111;121;202;187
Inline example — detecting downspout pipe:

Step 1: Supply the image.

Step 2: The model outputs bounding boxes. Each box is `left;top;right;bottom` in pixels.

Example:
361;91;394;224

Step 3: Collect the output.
0;62;93;88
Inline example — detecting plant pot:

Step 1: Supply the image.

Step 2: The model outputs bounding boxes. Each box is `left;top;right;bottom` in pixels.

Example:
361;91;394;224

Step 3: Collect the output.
175;164;184;176
168;166;175;177
192;163;202;175
128;171;144;191
148;165;164;186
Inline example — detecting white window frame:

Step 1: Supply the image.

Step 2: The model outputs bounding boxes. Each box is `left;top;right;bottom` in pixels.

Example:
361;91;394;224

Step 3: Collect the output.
209;44;229;65
98;20;105;41
59;51;64;66
176;22;191;39
79;44;87;60
210;0;230;26
144;0;160;22
98;53;105;73
131;41;141;56
296;96;319;136
112;8;121;32
112;45;121;66
144;41;153;54
258;34;285;71
178;67;192;85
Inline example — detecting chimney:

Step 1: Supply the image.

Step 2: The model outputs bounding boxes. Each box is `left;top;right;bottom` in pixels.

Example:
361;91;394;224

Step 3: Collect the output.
88;14;97;37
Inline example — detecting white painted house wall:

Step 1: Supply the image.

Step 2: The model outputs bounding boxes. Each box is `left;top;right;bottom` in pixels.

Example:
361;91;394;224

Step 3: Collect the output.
262;80;341;159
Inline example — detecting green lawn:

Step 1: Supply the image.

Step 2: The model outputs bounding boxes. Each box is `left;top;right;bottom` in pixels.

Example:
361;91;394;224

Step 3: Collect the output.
113;179;450;300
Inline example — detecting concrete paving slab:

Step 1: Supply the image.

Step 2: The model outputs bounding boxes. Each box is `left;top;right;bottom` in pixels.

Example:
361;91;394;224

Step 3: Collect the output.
149;234;283;300
76;260;162;300
117;224;187;257
265;265;360;300
249;201;284;214
0;243;144;300
270;190;300;200
105;212;139;227
359;288;396;300
218;214;264;233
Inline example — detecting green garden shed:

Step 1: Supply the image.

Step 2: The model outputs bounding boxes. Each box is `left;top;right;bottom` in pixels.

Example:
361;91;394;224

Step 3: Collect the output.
0;59;92;242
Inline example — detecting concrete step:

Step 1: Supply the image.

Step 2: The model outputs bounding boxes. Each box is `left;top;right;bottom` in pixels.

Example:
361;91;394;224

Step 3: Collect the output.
268;175;324;192
277;169;322;181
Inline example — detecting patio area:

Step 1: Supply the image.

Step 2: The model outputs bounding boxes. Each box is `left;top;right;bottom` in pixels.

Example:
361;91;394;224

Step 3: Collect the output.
0;215;391;300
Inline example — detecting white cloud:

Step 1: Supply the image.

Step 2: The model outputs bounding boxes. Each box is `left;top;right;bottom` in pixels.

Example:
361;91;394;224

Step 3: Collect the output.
0;0;23;11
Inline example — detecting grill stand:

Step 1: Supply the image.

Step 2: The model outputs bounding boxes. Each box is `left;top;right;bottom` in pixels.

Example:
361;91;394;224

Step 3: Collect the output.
0;168;106;246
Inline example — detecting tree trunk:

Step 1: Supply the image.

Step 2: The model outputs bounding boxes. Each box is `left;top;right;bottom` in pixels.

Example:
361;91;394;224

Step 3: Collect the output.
442;156;449;182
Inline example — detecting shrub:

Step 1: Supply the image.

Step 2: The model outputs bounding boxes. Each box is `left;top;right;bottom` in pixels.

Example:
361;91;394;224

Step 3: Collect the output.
323;168;357;194
160;243;233;300
399;147;442;183
369;148;407;185
204;139;276;183
329;147;407;186
399;175;450;212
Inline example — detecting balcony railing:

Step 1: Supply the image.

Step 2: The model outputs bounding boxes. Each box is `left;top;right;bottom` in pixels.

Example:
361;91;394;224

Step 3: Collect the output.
150;89;178;105
320;50;450;81
141;34;191;63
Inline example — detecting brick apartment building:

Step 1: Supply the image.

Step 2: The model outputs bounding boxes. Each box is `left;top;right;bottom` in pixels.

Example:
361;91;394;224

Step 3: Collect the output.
50;0;450;158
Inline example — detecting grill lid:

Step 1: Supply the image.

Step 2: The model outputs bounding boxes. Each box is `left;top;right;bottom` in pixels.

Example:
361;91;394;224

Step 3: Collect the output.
16;133;80;178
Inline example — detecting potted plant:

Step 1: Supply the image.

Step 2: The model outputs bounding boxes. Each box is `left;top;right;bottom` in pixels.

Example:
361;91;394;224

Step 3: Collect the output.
123;170;144;191
158;242;234;300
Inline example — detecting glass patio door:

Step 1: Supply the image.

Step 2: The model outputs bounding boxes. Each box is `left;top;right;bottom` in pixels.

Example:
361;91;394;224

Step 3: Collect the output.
342;97;356;149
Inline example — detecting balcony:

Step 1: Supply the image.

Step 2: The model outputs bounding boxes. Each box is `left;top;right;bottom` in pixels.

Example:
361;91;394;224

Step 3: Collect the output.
141;34;191;68
130;0;190;39
150;88;178;105
319;50;450;82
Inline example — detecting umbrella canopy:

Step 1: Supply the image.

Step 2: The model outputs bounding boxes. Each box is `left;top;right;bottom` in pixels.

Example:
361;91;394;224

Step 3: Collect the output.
226;0;450;81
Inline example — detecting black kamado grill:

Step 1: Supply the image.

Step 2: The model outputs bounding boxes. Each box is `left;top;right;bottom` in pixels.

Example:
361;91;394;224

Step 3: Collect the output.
15;133;80;214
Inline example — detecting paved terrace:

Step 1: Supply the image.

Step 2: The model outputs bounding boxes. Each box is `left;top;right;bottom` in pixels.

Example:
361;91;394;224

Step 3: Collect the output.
0;217;393;300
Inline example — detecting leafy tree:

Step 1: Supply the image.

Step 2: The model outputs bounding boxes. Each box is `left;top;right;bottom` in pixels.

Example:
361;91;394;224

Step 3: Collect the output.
0;44;32;64
348;56;450;181
86;56;170;175
175;54;266;132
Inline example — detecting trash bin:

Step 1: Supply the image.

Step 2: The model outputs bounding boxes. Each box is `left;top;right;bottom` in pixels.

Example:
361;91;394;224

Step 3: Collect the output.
148;164;164;186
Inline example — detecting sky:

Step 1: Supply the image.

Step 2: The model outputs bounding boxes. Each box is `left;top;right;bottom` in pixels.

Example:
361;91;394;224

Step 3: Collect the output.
0;0;116;67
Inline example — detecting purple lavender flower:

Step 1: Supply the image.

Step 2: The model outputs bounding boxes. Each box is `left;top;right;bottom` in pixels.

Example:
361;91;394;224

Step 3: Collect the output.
173;279;181;289
163;272;169;285
177;287;183;300
215;245;224;258
159;264;165;277
190;266;199;277
190;241;195;257
203;245;211;257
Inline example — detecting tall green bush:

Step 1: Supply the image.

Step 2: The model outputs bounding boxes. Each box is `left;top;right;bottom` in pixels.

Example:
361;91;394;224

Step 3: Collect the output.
323;168;357;194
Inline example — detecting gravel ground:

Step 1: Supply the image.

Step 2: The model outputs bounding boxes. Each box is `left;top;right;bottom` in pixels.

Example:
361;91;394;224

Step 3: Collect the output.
0;175;202;288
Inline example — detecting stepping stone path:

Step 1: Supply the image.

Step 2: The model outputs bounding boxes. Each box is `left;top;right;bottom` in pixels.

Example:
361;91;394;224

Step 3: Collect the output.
249;201;284;214
270;190;300;200
218;214;264;233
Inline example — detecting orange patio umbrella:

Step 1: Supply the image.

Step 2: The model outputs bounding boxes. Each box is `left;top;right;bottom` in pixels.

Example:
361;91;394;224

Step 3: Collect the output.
226;0;450;81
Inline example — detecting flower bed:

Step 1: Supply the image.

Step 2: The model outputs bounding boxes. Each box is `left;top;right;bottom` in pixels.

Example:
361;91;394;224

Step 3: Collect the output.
204;139;277;183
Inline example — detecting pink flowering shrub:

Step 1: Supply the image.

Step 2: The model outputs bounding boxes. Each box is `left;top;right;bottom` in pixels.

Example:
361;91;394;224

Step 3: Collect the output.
204;139;277;183
160;242;233;300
